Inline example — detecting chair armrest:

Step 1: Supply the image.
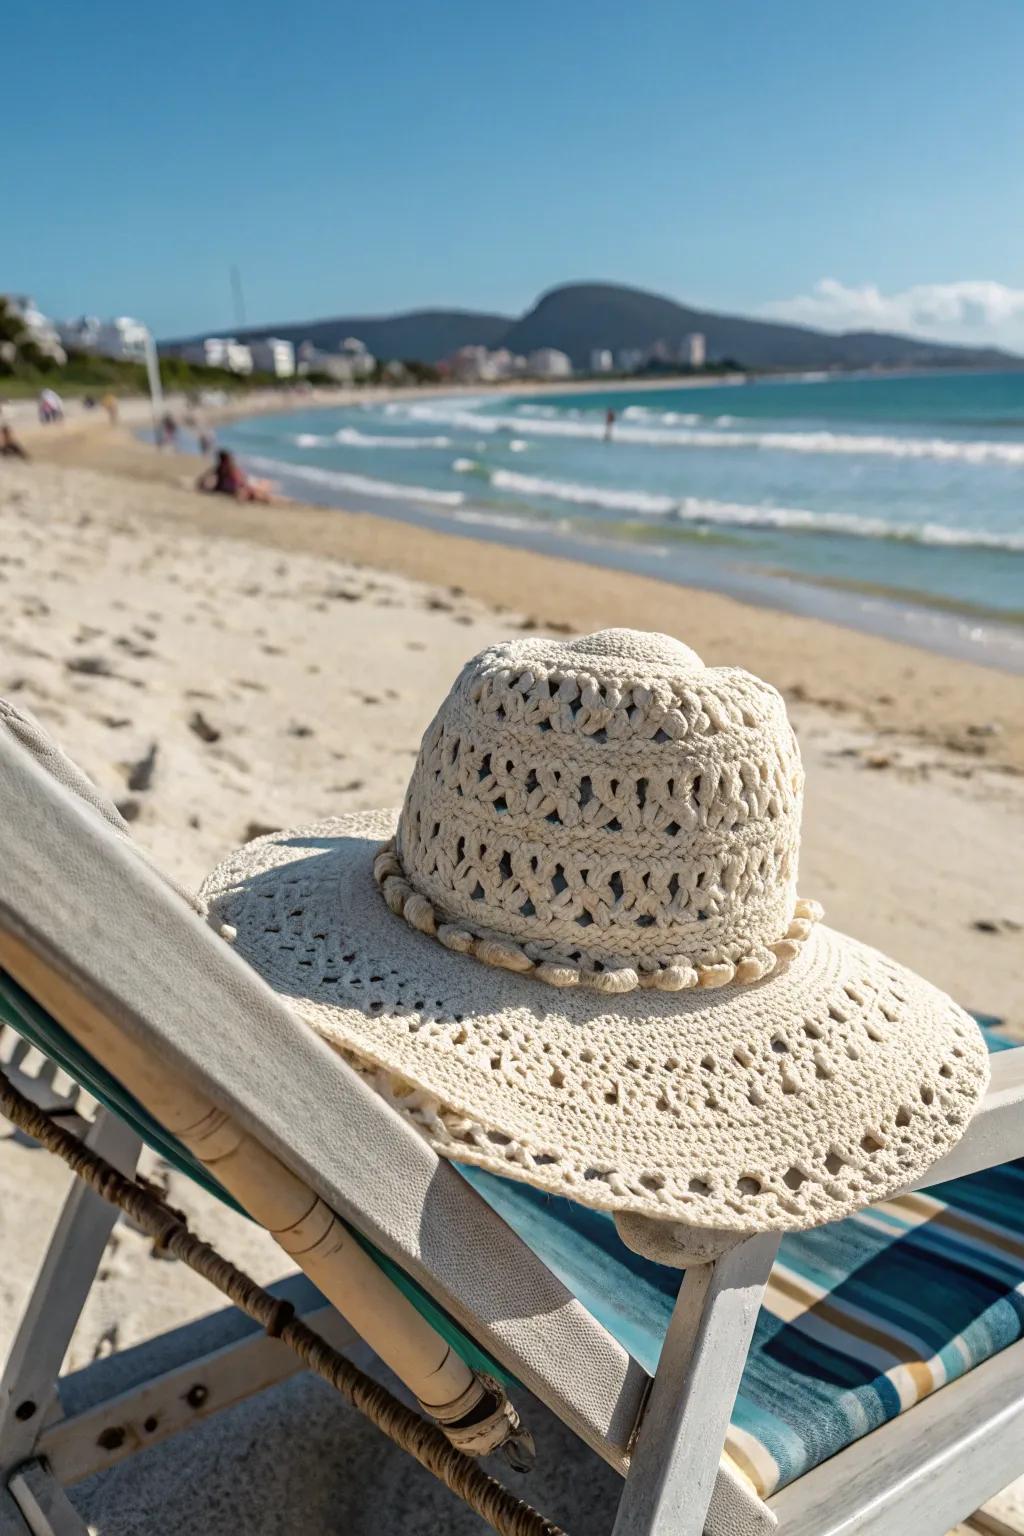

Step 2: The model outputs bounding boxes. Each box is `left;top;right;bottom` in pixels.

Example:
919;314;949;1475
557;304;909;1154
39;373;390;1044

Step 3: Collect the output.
903;1045;1024;1191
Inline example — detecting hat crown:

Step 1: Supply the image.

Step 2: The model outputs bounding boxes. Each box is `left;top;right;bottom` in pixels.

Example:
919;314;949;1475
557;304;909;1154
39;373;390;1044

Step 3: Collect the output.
395;629;804;981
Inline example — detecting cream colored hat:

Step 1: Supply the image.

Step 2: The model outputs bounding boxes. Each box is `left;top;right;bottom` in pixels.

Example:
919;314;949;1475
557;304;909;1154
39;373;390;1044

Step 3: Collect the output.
202;629;988;1248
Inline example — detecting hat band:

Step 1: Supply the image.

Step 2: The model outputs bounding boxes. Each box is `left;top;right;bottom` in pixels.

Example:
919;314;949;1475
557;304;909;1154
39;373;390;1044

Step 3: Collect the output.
372;839;823;996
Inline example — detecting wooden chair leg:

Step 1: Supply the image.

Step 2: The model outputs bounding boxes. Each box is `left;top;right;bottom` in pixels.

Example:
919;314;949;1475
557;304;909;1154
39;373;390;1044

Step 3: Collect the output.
612;1234;780;1536
1;1484;33;1536
7;1463;88;1536
0;1108;141;1479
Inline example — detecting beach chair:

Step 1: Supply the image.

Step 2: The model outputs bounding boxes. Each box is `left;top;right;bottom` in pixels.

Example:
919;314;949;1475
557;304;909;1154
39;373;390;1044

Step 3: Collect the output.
2;713;1024;1536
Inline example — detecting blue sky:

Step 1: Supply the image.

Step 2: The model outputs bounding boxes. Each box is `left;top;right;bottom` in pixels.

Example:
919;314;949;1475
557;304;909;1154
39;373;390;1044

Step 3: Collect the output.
6;0;1024;344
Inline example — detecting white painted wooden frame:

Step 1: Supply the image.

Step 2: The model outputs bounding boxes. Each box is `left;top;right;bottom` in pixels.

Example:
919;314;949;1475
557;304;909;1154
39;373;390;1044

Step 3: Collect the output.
5;1018;1024;1536
3;721;1024;1536
0;1110;141;1485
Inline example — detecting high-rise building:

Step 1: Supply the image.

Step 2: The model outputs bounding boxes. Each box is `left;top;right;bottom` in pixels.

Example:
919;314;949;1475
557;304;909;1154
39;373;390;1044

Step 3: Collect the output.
681;332;706;368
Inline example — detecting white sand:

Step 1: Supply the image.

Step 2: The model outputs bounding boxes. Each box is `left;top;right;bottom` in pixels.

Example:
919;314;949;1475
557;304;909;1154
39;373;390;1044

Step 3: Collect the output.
1;455;1022;1532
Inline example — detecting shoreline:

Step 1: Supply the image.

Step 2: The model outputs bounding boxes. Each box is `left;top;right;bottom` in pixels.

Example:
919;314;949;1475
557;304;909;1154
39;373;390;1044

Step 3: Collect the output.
18;378;1024;676
223;444;1024;676
24;418;1024;775
214;380;1024;674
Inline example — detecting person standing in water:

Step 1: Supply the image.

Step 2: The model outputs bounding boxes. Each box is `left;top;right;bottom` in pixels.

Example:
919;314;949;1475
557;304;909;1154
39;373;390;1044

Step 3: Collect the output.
604;408;616;442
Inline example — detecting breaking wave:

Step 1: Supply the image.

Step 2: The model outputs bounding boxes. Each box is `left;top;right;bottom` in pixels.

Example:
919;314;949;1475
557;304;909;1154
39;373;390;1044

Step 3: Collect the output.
450;460;1024;549
292;427;451;449
243;455;465;507
399;398;1024;464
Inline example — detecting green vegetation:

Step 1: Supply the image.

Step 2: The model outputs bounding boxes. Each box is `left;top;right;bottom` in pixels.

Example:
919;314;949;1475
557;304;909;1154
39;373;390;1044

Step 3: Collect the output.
0;301;442;399
0;354;281;404
0;298;60;380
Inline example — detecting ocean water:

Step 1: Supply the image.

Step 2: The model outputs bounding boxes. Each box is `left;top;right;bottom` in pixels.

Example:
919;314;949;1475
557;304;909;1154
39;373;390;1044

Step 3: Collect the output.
219;370;1024;669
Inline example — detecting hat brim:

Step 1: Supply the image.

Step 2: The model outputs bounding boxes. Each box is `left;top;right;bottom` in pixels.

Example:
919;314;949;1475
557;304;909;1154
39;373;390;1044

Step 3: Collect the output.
201;811;989;1237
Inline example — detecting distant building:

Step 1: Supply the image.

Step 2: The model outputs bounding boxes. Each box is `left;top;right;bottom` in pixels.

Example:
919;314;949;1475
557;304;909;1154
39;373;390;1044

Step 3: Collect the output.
616;347;645;374
487;348;516;378
248;337;295;378
296;338;375;382
179;337;253;374
297;343;351;381
225;340;253;374
446;345;499;383
58;314;149;362
440;345;531;383
3;294;67;364
527;348;572;378
648;339;674;365
680;332;706;368
589;348;614;373
339;336;375;377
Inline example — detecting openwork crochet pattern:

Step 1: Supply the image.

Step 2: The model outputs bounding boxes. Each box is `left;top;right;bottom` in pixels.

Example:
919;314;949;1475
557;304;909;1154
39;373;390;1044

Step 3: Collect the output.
202;810;989;1241
200;628;989;1246
381;630;819;992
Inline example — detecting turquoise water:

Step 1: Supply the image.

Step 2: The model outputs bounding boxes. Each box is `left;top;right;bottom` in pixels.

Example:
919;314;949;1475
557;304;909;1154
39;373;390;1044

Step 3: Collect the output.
219;370;1024;669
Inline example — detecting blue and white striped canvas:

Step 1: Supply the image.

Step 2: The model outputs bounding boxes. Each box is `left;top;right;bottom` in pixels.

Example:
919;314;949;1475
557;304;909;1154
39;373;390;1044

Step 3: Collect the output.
459;1026;1023;1496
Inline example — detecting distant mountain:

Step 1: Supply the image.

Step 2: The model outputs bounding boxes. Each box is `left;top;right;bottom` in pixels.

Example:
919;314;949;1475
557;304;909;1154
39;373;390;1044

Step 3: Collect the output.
162;281;1020;372
499;283;1021;371
164;308;511;365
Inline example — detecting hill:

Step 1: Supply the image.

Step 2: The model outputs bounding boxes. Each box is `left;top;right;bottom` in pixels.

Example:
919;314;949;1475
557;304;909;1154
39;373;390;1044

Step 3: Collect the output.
165;308;511;365
163;282;1020;372
499;283;1020;370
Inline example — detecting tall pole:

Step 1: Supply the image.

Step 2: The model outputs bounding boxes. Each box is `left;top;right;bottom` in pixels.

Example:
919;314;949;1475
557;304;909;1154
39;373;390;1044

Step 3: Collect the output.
143;329;164;442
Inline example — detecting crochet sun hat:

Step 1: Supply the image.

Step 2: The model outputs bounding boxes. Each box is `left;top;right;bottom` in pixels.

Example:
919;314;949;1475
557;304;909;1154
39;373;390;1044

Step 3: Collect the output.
201;629;988;1255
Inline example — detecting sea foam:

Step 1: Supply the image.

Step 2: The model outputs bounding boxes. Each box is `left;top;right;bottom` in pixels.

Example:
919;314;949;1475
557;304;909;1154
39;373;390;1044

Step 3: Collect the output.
401;398;1024;464
244;455;465;507
293;427;450;449
450;460;1024;549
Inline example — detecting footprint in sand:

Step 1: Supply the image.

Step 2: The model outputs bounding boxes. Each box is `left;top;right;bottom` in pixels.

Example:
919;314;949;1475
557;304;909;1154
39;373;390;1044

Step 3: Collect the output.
125;742;158;793
188;710;221;744
66;655;114;677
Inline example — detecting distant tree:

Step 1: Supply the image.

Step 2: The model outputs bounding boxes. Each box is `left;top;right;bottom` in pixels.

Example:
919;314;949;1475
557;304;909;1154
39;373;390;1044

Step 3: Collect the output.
400;358;441;384
0;297;55;376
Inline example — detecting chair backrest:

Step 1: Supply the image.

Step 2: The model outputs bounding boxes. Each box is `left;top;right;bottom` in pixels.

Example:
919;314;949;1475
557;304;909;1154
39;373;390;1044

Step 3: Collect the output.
0;717;648;1464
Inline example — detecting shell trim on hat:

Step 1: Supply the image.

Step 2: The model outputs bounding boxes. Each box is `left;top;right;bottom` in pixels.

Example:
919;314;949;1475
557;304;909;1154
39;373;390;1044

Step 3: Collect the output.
391;633;812;989
373;838;823;994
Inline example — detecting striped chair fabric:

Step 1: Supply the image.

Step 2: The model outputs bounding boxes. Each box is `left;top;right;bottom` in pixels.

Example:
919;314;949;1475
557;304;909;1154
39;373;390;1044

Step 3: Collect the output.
460;1025;1024;1496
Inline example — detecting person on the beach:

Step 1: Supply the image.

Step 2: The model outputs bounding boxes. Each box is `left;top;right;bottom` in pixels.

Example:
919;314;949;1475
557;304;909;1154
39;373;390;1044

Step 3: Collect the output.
38;388;63;424
198;425;216;455
101;393;119;425
159;411;179;449
0;425;28;459
604;408;615;442
196;449;271;503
